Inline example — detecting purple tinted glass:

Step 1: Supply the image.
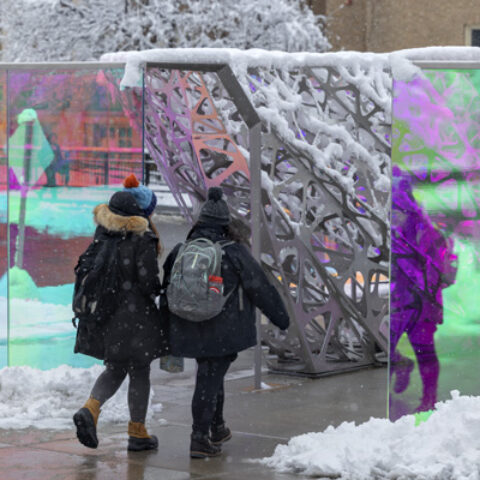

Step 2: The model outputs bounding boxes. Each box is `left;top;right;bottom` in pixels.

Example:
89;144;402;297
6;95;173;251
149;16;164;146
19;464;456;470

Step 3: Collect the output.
390;69;480;419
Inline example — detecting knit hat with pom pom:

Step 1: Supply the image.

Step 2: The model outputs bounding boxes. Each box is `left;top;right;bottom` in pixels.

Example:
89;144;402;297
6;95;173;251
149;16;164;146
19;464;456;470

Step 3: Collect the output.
198;187;231;226
122;173;157;217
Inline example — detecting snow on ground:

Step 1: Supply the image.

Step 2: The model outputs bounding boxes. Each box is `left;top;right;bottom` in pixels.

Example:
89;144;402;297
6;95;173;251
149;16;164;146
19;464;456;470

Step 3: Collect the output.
2;298;72;340
0;364;163;429
2;186;114;239
2;184;187;240
0;267;74;341
260;391;480;480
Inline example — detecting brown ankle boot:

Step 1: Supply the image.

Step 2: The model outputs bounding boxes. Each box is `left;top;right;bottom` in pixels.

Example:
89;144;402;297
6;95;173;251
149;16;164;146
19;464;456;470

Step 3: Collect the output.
127;421;158;452
73;397;101;449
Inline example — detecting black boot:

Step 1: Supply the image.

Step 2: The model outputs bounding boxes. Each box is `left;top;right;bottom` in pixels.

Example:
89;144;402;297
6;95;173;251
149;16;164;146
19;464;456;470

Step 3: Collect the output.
73;397;101;449
190;431;222;459
128;435;159;452
127;421;159;452
210;424;232;445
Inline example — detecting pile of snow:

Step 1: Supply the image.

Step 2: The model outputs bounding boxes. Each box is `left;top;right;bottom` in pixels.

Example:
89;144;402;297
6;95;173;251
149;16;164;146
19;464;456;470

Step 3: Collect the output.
0;268;74;341
260;391;480;480
2;186;116;239
5;299;72;339
0;365;163;429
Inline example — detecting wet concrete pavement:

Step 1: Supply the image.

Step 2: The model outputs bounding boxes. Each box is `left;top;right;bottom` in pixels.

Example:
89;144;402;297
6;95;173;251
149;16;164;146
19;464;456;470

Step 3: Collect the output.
0;349;388;480
0;214;388;478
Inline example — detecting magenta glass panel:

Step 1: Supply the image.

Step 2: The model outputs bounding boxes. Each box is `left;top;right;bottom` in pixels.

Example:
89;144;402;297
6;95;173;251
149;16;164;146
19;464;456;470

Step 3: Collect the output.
390;69;480;419
6;67;143;368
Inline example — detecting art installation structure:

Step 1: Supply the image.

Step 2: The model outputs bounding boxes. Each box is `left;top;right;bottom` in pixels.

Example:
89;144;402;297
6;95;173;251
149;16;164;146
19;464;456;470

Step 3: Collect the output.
0;65;143;369
1;54;392;377
390;65;480;419
137;54;392;376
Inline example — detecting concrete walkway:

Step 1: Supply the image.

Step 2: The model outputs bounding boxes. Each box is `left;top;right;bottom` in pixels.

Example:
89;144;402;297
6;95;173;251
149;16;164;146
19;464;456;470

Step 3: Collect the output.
0;215;388;479
0;350;387;480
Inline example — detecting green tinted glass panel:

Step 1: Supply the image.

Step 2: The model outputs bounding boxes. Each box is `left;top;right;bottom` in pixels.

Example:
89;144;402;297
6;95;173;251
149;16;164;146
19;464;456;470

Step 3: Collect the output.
390;69;480;419
6;67;143;369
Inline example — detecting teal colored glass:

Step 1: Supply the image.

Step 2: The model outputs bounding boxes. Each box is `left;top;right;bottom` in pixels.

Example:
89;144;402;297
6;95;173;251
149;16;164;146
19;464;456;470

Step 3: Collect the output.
390;69;480;419
6;67;143;369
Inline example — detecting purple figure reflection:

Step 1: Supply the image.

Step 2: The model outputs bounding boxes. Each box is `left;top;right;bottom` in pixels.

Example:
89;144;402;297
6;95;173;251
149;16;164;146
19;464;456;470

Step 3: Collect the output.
390;166;457;415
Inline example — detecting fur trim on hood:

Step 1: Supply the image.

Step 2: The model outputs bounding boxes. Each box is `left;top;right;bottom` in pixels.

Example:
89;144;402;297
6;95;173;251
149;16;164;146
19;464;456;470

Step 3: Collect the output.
93;204;148;235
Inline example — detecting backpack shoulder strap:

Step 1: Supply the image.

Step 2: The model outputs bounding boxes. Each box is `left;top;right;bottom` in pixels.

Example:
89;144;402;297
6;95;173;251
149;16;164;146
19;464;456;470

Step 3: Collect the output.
216;240;244;310
218;240;240;273
175;242;187;257
186;237;215;247
218;240;236;249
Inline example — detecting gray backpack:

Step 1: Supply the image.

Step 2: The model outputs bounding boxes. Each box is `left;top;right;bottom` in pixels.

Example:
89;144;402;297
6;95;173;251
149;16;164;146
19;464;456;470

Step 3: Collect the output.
166;238;236;322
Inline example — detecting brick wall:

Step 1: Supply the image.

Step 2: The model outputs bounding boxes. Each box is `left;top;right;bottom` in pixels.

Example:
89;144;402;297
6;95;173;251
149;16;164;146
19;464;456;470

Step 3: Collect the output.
313;0;480;52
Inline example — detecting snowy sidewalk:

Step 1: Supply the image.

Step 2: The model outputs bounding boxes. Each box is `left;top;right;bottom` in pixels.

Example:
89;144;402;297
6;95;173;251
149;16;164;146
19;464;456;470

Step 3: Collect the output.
0;349;387;480
150;182;193;216
3;354;476;479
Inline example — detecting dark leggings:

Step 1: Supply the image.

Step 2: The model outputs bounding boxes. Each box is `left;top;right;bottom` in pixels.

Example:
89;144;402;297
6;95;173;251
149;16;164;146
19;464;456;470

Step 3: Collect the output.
91;363;151;423
192;354;237;435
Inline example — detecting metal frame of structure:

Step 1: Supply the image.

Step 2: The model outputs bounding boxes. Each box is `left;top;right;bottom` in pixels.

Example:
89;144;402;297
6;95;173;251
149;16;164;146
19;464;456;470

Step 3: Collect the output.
140;60;390;377
142;62;264;386
0;59;392;378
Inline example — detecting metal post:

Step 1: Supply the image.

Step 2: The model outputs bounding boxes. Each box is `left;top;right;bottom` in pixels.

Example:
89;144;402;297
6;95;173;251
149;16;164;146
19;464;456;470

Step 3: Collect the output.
249;122;262;390
6;70;10;367
15;121;33;269
142;70;146;185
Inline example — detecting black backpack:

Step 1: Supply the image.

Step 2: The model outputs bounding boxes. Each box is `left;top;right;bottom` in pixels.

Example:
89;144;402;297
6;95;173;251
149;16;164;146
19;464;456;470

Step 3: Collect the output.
72;236;120;359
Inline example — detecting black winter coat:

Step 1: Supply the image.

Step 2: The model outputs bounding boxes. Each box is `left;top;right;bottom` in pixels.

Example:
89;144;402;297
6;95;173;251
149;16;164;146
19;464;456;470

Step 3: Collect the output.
74;203;167;366
162;225;289;358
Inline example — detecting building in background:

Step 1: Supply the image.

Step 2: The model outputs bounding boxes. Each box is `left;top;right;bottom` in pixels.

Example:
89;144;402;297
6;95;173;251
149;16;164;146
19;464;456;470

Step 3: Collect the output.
0;71;141;189
308;0;480;52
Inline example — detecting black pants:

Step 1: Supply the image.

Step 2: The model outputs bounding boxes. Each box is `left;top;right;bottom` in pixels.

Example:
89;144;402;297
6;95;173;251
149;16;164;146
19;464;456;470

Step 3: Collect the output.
44;163;57;187
90;363;151;423
192;354;237;435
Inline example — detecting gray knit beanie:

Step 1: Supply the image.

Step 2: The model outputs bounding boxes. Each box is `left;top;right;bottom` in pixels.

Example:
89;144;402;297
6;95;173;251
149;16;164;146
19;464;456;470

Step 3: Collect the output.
198;187;231;226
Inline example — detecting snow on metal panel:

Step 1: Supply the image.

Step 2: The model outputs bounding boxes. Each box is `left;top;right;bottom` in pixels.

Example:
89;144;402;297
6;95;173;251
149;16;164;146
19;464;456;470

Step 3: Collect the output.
143;61;391;377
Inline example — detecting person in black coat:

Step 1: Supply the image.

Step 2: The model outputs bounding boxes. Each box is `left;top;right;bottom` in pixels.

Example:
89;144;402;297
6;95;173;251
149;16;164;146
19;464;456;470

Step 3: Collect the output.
162;187;289;458
73;191;166;452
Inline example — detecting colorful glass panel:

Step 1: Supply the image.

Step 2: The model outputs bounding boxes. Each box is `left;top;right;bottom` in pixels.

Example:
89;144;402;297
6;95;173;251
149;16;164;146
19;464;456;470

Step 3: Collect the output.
390;68;480;419
0;70;7;368
5;67;142;368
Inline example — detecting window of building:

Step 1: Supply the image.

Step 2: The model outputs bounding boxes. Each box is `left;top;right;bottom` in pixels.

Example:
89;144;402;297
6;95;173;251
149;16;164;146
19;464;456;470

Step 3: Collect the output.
472;29;480;47
466;26;480;47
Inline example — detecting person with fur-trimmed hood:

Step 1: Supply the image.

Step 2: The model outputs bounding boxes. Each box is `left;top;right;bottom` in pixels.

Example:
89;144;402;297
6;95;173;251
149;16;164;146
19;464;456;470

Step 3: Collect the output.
73;189;166;452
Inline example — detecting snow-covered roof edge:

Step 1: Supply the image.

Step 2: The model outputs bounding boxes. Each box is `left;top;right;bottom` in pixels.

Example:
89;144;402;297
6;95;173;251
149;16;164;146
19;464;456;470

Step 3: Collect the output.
101;46;480;89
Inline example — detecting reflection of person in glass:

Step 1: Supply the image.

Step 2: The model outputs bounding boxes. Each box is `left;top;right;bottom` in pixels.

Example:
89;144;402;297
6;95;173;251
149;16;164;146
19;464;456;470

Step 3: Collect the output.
390;166;457;414
44;133;59;187
45;133;70;186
